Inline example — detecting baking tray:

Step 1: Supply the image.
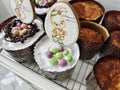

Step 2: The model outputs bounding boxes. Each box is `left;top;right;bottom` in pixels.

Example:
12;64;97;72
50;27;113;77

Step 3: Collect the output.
0;0;120;90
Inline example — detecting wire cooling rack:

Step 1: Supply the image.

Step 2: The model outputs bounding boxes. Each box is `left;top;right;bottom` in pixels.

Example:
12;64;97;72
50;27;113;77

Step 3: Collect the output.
0;49;99;90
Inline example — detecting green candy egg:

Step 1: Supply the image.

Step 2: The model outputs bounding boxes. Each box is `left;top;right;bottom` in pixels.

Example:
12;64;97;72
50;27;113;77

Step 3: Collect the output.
66;55;73;62
50;58;58;65
55;52;63;59
63;49;69;55
51;48;59;54
35;0;40;4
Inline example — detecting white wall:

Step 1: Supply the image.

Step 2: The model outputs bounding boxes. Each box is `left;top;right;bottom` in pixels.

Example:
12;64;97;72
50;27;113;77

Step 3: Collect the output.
0;0;14;23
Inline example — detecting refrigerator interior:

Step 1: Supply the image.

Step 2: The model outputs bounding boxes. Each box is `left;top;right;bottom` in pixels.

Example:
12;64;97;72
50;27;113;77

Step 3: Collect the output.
0;0;120;90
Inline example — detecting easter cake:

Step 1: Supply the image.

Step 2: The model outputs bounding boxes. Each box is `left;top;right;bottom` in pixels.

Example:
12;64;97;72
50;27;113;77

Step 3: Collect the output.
0;0;44;63
34;1;80;80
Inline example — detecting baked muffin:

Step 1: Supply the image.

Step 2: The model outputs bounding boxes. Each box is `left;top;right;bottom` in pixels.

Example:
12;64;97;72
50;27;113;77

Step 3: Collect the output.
102;10;120;33
78;21;109;60
70;0;104;22
87;55;120;90
100;31;120;58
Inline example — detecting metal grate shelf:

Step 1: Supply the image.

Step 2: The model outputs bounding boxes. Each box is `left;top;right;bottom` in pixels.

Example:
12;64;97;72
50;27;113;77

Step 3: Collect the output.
0;49;99;90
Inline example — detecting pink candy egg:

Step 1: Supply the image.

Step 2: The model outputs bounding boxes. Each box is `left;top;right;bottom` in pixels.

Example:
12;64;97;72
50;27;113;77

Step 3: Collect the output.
46;51;53;58
17;22;21;27
21;23;28;29
58;59;67;67
59;45;64;51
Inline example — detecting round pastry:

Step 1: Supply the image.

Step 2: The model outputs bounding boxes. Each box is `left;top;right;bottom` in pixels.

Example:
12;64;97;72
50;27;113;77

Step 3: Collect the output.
102;10;120;33
87;55;120;90
34;36;79;80
78;21;109;60
70;0;104;22
100;31;120;58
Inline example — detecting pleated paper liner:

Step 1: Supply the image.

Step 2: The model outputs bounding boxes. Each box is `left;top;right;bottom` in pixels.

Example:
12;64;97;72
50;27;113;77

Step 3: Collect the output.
78;21;109;60
42;65;75;80
86;72;101;90
102;10;120;33
69;0;105;23
100;31;120;58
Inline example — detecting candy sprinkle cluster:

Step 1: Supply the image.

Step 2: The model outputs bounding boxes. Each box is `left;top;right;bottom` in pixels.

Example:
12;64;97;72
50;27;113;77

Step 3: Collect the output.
46;45;73;67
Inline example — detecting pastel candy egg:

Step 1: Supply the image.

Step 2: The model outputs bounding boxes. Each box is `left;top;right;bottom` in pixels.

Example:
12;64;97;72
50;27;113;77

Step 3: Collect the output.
21;23;28;29
55;52;63;59
51;48;59;54
66;55;73;62
59;45;64;51
20;29;28;35
63;49;69;55
58;59;67;67
50;58;58;65
35;0;40;4
12;29;20;36
46;51;53;58
17;22;21;27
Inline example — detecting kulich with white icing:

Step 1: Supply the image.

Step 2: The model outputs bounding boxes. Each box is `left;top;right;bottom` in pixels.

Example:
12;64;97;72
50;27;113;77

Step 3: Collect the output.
34;2;79;73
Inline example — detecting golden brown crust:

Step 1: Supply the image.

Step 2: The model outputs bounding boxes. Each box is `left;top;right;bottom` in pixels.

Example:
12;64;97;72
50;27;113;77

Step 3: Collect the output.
94;56;120;90
111;31;120;48
71;1;103;21
79;28;103;42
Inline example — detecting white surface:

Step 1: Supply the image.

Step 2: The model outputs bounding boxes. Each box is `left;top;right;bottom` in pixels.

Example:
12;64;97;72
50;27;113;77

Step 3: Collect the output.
0;68;38;90
0;53;66;90
0;0;120;90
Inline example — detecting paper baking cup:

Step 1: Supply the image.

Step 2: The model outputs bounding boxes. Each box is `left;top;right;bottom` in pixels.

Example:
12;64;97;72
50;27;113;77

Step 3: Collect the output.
78;21;109;60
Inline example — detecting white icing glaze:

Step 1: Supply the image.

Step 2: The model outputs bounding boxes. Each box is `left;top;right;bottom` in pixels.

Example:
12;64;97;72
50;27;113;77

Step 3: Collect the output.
34;36;80;72
11;0;34;23
0;18;44;50
45;2;79;45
